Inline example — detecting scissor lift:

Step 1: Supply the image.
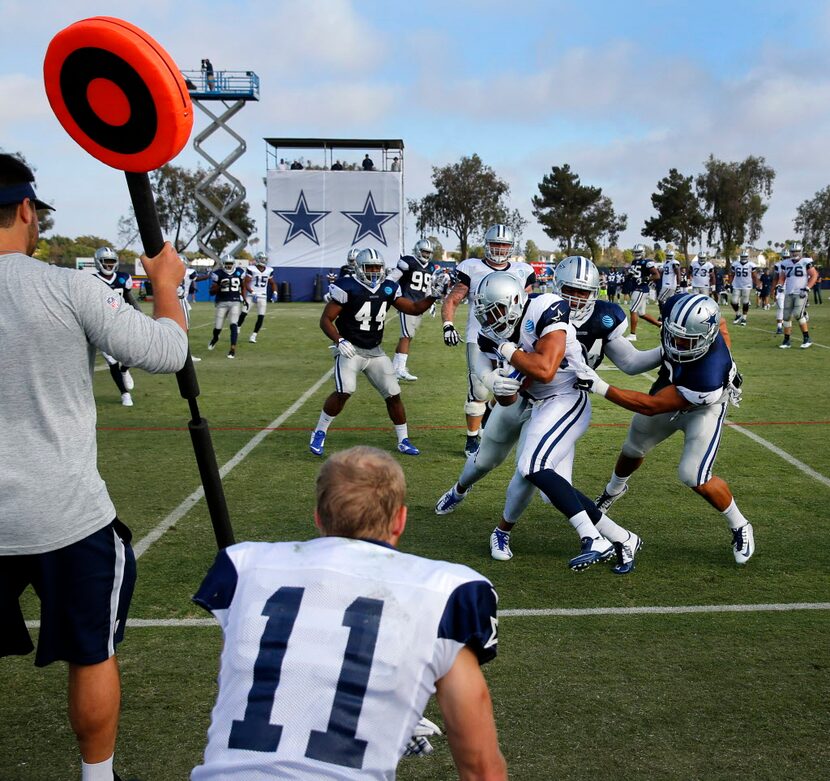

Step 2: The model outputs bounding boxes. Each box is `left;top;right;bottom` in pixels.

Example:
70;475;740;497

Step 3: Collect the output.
181;68;260;260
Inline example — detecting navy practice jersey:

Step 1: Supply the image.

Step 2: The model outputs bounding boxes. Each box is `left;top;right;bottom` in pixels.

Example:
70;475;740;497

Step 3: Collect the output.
329;276;402;349
391;254;436;302
627;258;656;291
92;270;139;310
573;300;627;368
211;267;246;303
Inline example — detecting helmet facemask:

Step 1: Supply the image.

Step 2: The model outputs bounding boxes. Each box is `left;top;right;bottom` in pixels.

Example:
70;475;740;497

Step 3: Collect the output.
662;295;720;363
473;273;527;341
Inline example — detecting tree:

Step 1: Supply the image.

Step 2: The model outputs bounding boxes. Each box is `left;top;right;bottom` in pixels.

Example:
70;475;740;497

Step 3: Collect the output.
426;235;445;261
524;239;540;264
642;168;706;262
696;155;775;260
795;185;830;263
407;154;526;260
531;164;627;261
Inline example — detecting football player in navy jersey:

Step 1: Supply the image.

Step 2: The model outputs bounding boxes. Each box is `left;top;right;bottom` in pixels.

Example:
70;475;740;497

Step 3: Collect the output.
92;246;141;406
208;255;250;358
580;293;754;564
626;243;661;341
309;248;446;458
389;238;437;382
436;257;660;571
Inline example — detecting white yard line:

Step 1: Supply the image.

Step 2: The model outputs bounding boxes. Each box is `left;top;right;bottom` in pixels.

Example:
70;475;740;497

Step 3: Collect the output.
23;601;830;630
744;323;829;349
132;368;334;559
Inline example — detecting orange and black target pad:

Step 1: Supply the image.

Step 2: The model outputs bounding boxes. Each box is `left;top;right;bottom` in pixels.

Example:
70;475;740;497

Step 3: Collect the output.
44;16;193;173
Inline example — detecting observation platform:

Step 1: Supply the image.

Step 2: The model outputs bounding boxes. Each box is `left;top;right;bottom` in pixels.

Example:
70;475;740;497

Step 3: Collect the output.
181;69;260;101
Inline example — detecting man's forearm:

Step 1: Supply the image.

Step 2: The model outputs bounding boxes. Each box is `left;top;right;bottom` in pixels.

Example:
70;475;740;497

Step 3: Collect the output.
152;287;187;331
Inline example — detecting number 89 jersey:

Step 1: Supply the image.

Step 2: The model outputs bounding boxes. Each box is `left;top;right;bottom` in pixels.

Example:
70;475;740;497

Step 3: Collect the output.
192;537;498;780
330;277;402;349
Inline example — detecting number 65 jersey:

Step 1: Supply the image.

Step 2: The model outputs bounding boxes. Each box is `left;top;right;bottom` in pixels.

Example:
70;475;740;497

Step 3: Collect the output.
192;536;498;780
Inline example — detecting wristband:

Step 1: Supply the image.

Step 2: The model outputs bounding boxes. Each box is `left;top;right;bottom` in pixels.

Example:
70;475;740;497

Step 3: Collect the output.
498;342;519;362
593;377;610;397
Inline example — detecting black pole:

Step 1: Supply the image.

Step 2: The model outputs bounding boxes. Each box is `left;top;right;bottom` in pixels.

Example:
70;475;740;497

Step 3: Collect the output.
125;171;235;550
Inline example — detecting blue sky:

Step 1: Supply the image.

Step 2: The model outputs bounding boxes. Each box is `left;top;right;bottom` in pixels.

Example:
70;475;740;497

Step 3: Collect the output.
3;0;830;255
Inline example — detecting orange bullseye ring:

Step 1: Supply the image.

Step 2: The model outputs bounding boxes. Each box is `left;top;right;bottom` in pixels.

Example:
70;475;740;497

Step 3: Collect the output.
44;16;193;173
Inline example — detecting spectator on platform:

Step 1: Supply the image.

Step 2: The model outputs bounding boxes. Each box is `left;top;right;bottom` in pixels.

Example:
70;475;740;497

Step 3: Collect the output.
331;160;344;171
290;160;303;170
362;154;375;171
202;58;215;91
391;156;401;172
278;158;288;171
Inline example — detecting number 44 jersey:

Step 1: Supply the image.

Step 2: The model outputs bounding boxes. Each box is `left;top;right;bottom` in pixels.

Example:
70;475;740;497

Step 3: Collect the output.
192;536;498;780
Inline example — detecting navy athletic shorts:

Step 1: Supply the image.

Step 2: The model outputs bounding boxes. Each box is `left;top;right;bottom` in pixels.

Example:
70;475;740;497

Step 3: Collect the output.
0;518;136;667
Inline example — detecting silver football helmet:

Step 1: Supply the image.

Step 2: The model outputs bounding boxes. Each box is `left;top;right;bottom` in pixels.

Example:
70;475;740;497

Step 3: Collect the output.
473;271;527;341
346;247;361;268
665;249;675;260
484;224;514;265
94;246;119;275
220;254;237;272
355;248;386;288
554;255;599;325
698;250;709;262
662;294;721;363
739;248;749;262
254;251;268;268
413;238;433;262
780;246;790;260
789;241;803;259
632;243;646;259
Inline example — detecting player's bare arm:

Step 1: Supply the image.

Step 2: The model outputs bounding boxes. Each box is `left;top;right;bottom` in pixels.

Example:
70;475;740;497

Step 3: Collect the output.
605;383;691;416
441;281;469;323
719;317;732;348
435;647;508;781
319;300;344;343
394;293;438;317
502;329;566;385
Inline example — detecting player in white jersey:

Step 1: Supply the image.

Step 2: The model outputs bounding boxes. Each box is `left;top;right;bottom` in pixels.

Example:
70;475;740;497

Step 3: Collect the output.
659;249;681;303
689;251;715;296
777;242;819;349
192;447;506;781
441;224;536;456
238;252;277;343
727;249;759;326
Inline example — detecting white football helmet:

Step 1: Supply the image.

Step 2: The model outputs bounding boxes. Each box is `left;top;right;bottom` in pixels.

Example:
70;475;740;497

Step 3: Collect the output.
789;241;803;259
220;254;237;272
484;224;514;266
662;294;721;363
632;243;646;259
94;246;119;275
554;255;599;325
355;248;386;288
473;271;527;341
346;247;361;268
413;238;433;262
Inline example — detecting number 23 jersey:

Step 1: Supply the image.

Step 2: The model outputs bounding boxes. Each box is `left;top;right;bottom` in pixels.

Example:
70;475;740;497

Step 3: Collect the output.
192;536;498;780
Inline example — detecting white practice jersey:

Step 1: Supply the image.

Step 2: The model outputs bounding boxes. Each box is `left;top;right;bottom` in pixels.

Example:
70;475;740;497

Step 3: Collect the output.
690;260;714;287
780;257;813;294
730;260;756;290
246;265;274;300
456;258;536;342
179;267;198;300
192;536;498;781
661;259;680;285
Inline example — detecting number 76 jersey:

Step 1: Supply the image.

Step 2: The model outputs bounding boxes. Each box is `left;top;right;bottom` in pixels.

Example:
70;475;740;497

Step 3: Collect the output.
192;536;498;780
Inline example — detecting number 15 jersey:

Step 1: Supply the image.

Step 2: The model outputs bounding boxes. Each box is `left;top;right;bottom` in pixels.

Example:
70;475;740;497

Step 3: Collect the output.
192;536;498;780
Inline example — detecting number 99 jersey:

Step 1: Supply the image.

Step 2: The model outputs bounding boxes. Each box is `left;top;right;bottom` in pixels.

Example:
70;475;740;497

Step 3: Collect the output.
192;537;498;780
329;277;402;349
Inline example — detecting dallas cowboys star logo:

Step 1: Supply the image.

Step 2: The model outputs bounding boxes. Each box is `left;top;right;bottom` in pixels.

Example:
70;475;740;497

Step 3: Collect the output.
341;191;398;246
705;312;719;326
273;191;330;245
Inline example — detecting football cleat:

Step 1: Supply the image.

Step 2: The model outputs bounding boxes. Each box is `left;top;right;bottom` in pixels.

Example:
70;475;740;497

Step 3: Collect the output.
738;316;747;326
309;430;326;456
595;483;629;513
490;528;513;561
464;434;480;457
396;368;418;381
207;340;216;351
191;355;202;362
249;332;257;343
568;536;615;571
732;523;755;564
397;438;420;456
779;341;791;349
801;339;813;349
612;532;642;575
775;326;783;334
733;314;742;324
626;334;637;342
120;369;134;390
435;484;469;515
227;350;236;359
120;392;133;407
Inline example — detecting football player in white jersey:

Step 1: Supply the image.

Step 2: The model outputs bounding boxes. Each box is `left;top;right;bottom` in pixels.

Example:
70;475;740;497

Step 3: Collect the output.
192;446;507;781
689;251;716;297
659;249;681;303
777;242;819;348
441;224;536;456
238;252;277;343
727;248;759;326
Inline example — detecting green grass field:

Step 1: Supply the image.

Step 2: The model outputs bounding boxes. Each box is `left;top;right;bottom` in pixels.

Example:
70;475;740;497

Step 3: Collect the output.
3;296;829;780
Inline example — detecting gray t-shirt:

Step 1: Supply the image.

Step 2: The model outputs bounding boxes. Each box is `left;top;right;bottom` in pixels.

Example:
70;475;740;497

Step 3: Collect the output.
0;253;188;555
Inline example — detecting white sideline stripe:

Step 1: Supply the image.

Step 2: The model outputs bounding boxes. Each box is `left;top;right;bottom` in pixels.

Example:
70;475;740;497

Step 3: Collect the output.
744;324;829;349
638;371;830;488
22;601;830;629
132;368;334;559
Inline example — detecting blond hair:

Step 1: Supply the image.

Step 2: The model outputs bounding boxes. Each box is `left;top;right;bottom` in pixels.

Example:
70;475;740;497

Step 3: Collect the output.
316;446;406;539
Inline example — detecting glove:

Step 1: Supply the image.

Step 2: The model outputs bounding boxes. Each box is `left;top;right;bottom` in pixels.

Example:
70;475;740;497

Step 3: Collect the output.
776;285;783;294
799;289;808;299
403;717;442;758
429;303;436;318
429;273;450;299
573;365;609;396
657;286;672;304
496;342;519;362
493;372;522;396
336;338;356;358
443;322;459;346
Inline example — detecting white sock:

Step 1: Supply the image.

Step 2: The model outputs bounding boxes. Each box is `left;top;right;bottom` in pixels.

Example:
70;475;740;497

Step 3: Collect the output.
314;411;334;434
466;429;479;438
722;499;748;531
606;471;630;495
395;353;407;369
595;514;629;543
394;423;408;443
568;510;600;539
82;755;113;781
